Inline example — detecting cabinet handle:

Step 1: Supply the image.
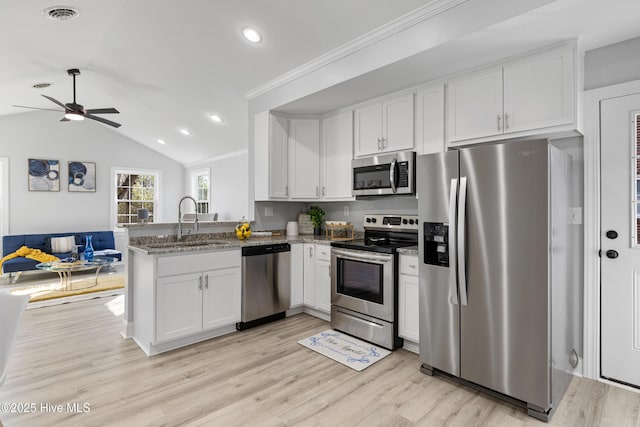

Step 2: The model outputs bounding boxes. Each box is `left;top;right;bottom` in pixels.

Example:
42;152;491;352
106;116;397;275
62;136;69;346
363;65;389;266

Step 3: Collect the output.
285;185;289;197
497;114;502;131
198;276;203;290
316;186;319;197
409;264;417;269
504;113;510;130
377;137;382;150
309;247;313;258
382;137;387;149
205;274;209;289
322;186;326;196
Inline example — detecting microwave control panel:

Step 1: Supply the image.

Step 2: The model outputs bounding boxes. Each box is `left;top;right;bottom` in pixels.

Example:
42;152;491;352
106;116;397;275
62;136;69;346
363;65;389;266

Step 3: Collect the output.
397;161;409;188
423;222;449;267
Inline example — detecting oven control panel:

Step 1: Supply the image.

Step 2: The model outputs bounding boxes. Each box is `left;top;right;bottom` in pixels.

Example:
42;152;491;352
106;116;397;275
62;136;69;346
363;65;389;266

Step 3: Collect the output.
423;222;449;267
363;214;418;231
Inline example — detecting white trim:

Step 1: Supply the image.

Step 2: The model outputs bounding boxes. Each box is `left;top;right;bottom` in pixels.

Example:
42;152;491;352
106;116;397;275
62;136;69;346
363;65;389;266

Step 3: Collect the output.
584;78;640;382
245;0;469;100
0;157;8;240
110;166;163;230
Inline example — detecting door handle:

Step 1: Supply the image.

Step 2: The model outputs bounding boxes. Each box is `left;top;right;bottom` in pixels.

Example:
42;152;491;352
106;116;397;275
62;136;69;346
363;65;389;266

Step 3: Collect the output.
606;230;618;239
448;178;459;305
389;158;397;193
198;276;203;290
204;274;209;289
458;176;468;306
606;250;619;259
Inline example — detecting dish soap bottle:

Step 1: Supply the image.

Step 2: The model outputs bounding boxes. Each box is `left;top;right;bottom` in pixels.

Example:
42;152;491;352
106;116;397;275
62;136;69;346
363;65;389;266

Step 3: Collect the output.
84;235;94;262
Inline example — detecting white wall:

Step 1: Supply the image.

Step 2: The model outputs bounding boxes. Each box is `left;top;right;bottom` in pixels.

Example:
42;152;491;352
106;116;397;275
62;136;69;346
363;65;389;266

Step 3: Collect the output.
185;150;249;221
584;36;640;90
1;111;184;235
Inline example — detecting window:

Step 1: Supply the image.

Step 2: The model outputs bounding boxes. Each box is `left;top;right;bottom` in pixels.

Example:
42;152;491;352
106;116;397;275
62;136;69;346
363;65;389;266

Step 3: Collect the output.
113;169;160;226
191;168;210;214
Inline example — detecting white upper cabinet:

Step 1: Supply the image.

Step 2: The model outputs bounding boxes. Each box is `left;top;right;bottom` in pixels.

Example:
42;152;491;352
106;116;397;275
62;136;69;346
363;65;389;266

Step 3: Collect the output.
415;83;445;155
254;112;289;200
354;92;414;157
322;111;354;200
448;68;503;142
289;119;320;199
502;48;574;133
447;44;577;145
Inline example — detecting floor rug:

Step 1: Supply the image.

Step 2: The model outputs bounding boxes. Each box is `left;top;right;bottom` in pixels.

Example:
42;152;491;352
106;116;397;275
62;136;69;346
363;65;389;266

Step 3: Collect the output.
298;329;391;371
8;274;125;303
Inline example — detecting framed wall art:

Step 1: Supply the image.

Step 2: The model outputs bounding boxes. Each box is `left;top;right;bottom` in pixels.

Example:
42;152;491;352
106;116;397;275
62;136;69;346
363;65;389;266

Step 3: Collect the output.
68;161;96;192
28;158;60;192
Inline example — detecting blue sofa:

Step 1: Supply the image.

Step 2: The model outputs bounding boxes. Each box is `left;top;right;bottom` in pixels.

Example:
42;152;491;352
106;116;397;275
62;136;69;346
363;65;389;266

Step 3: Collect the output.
2;231;122;279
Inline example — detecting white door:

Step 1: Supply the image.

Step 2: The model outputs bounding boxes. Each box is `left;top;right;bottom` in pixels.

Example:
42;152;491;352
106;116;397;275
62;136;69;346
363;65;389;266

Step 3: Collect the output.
601;92;640;387
303;244;315;306
156;273;203;342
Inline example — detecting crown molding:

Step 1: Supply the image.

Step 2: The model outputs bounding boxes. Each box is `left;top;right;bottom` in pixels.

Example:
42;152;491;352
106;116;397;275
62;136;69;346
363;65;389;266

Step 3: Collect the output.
245;0;469;100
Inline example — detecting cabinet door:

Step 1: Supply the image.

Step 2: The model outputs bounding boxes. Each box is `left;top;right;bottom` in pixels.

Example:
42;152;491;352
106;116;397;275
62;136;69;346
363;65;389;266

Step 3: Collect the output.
290;244;304;308
415;84;445;155
354;102;383;157
503;47;573;133
289;119;320;199
447;67;503;142
382;93;414;152
303;244;315;307
399;273;420;343
315;258;331;314
156;273;203;342
322;111;354;200
202;267;241;330
254;112;270;201
269;114;289;199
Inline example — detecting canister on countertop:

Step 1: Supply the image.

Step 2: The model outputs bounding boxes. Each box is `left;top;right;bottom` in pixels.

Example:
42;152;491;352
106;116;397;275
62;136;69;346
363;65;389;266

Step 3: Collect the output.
286;221;299;236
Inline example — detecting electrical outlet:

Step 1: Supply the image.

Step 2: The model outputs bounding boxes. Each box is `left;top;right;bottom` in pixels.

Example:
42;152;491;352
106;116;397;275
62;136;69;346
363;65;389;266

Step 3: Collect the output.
265;207;273;217
344;206;349;216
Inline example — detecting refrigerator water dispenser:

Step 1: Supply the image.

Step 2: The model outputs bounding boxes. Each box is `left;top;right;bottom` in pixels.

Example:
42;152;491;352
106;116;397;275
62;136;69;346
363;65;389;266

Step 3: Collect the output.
423;222;449;267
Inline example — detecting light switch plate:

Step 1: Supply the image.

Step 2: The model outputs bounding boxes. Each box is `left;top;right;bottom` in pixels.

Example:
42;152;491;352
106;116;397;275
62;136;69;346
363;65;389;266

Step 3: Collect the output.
265;207;273;217
344;206;349;216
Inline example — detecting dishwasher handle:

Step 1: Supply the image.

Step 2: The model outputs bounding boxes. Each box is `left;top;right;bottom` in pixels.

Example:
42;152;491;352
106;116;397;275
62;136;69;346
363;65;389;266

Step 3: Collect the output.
242;243;291;256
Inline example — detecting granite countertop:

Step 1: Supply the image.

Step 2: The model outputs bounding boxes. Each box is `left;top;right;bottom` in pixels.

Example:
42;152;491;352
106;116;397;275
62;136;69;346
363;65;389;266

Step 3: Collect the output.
397;246;418;256
128;234;342;255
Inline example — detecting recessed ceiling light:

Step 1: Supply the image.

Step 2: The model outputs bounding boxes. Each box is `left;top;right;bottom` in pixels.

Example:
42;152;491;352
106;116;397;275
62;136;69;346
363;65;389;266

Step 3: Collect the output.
242;27;262;43
42;6;80;21
210;114;224;123
180;129;191;136
157;139;166;145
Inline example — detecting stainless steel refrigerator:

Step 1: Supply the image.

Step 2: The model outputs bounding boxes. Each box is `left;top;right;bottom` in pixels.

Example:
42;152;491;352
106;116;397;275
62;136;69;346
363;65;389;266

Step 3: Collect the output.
417;139;577;421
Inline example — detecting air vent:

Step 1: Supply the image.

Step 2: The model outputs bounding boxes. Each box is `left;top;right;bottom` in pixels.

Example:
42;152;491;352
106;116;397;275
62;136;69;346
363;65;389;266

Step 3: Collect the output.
42;6;80;21
32;82;52;89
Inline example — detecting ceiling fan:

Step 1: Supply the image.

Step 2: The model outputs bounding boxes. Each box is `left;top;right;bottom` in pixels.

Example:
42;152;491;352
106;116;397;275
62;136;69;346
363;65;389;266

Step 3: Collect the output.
13;68;121;128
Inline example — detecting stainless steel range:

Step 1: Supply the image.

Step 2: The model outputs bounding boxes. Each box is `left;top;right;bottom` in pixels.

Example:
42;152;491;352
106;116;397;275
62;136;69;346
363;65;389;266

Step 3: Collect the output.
330;214;418;350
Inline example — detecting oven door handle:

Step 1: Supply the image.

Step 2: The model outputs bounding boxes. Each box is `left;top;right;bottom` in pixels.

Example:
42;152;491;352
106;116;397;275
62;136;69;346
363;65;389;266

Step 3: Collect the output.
331;249;393;263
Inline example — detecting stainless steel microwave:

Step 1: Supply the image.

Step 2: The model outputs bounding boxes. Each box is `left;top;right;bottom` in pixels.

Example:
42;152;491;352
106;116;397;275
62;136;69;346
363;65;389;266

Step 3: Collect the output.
352;151;415;196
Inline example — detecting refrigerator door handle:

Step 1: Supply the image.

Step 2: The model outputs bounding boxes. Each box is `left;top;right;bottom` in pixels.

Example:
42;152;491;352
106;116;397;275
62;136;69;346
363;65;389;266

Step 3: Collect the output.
458;176;468;306
448;178;459;305
389;158;397;193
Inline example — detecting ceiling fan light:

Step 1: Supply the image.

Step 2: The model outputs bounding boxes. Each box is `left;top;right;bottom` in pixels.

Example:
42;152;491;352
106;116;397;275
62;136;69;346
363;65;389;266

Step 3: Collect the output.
64;111;84;121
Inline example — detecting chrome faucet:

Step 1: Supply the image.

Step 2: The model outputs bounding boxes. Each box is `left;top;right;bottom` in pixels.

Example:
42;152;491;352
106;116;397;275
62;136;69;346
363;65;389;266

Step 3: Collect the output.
178;196;199;241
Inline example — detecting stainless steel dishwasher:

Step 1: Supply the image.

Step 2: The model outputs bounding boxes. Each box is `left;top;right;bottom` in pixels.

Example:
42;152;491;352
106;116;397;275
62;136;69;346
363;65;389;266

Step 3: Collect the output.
236;243;291;330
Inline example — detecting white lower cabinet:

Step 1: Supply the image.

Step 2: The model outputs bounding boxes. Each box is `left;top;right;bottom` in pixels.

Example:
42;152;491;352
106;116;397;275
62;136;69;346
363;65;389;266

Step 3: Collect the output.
132;249;241;355
290;243;304;308
398;254;419;343
293;243;331;316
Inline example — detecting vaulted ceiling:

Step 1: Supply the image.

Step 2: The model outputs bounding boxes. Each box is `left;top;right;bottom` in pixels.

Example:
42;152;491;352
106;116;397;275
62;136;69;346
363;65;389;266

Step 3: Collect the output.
1;0;639;166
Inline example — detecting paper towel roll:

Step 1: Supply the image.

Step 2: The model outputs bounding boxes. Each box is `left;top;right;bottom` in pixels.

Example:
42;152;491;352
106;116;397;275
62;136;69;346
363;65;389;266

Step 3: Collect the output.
286;221;299;236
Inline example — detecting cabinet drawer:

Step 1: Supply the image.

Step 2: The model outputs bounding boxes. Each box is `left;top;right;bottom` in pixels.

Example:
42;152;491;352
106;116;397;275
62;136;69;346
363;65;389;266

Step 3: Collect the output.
316;244;331;262
157;249;241;277
399;254;419;276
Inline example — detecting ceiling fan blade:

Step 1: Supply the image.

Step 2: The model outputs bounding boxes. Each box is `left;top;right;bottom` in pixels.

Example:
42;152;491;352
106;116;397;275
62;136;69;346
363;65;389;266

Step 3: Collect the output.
60;118;70;122
85;108;119;115
84;113;121;128
41;94;69;110
12;105;64;112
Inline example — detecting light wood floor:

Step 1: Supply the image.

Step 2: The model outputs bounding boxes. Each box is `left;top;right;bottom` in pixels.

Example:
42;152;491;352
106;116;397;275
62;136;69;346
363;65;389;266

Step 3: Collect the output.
1;296;639;427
